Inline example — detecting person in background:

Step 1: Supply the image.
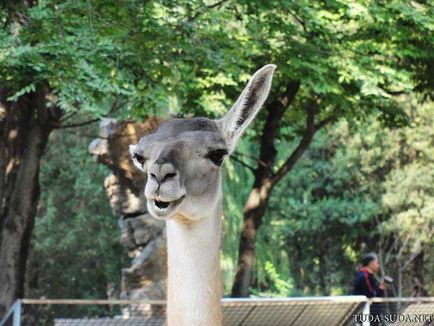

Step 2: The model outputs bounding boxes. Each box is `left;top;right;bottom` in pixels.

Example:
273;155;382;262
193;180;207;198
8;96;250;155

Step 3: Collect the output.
353;252;387;326
353;252;386;298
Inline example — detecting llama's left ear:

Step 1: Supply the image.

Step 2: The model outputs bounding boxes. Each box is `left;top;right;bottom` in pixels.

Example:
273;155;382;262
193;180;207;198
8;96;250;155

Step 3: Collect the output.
218;64;276;153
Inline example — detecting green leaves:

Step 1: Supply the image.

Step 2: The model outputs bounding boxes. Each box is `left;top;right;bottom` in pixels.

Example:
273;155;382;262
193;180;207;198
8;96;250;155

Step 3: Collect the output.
246;98;434;296
34;124;127;306
3;0;433;299
2;0;433;124
7;83;35;101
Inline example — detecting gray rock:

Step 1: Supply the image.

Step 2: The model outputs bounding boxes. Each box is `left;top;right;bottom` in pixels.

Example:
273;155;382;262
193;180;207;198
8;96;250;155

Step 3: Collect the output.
89;118;165;302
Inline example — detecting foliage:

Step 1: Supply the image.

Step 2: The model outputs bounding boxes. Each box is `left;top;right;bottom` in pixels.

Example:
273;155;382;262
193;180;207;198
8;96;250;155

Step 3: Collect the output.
378;100;434;296
33;125;127;305
233;99;434;297
221;140;255;293
1;0;433;301
3;1;433;123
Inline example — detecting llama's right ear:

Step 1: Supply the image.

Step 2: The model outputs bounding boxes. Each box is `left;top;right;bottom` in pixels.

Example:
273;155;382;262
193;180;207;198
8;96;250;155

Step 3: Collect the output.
217;64;276;154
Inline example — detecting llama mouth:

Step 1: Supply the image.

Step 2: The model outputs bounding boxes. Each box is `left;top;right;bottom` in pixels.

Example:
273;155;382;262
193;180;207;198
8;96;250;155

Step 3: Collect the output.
154;200;171;209
150;196;185;214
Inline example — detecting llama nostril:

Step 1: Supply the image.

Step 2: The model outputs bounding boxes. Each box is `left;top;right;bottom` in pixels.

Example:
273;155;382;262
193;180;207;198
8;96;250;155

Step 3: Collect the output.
163;173;176;182
150;172;176;183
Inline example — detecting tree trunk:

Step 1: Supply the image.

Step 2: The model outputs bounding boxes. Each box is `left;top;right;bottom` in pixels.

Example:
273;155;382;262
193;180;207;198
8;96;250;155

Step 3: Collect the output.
230;81;337;297
231;82;301;297
412;251;428;297
0;87;59;315
287;239;304;293
318;245;330;296
231;180;272;297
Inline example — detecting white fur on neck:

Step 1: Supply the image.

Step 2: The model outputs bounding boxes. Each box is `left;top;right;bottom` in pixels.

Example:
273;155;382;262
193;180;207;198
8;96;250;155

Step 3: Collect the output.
166;203;223;326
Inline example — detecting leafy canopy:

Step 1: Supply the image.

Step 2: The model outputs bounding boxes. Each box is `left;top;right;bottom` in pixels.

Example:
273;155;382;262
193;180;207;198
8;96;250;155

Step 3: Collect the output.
1;1;433;126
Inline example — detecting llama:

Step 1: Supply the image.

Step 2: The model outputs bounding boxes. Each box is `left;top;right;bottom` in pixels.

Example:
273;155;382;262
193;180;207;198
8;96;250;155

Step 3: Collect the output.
130;64;276;325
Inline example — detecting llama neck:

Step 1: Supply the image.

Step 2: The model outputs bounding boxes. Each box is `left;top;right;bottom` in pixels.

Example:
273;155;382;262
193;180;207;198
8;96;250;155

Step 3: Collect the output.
166;205;222;326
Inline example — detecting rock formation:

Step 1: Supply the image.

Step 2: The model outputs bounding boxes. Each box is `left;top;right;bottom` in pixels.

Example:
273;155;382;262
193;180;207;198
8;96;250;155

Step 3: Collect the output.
88;118;166;306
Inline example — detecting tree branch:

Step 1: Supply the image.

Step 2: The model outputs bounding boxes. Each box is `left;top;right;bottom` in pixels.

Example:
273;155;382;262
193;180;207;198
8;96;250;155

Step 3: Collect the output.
230;153;256;173
59;111;77;123
271;102;316;185
188;0;229;22
252;81;301;184
402;250;423;272
57;118;100;129
270;104;338;186
288;10;306;33
385;89;406;96
207;0;228;9
54;97;120;129
315;113;337;130
234;150;271;171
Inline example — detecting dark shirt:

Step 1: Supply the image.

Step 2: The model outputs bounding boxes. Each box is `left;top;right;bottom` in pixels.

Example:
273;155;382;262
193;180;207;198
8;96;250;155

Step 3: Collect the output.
352;267;384;298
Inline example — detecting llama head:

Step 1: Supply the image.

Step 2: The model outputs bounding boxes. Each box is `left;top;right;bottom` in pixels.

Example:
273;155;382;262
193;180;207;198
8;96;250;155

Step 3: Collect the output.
130;64;276;221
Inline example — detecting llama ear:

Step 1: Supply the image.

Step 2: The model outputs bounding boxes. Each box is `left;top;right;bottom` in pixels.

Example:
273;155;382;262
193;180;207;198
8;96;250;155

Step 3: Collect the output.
218;64;276;153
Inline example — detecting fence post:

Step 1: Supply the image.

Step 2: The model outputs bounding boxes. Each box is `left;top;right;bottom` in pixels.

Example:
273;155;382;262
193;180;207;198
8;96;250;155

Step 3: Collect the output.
12;300;21;326
362;299;370;326
0;300;21;326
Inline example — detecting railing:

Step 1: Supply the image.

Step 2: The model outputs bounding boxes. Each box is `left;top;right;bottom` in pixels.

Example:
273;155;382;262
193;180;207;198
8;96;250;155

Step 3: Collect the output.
1;296;433;326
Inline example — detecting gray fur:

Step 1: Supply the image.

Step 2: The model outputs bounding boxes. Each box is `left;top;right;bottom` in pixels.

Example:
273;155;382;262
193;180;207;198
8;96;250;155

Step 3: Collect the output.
130;65;276;221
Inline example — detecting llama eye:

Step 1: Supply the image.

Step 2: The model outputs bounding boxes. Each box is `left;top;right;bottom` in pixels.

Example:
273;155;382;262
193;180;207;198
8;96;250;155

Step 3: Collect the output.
206;149;228;166
133;153;146;165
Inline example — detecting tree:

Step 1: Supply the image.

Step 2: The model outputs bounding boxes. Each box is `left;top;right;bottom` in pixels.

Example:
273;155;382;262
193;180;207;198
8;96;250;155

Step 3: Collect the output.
1;0;433;312
0;0;251;312
376;99;434;297
227;0;434;297
31;125;127;318
238;98;434;298
0;0;178;313
263;98;434;297
253;126;381;296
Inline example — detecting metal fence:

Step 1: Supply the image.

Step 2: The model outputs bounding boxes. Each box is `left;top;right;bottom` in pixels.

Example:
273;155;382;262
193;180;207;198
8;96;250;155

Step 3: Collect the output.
1;297;433;326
